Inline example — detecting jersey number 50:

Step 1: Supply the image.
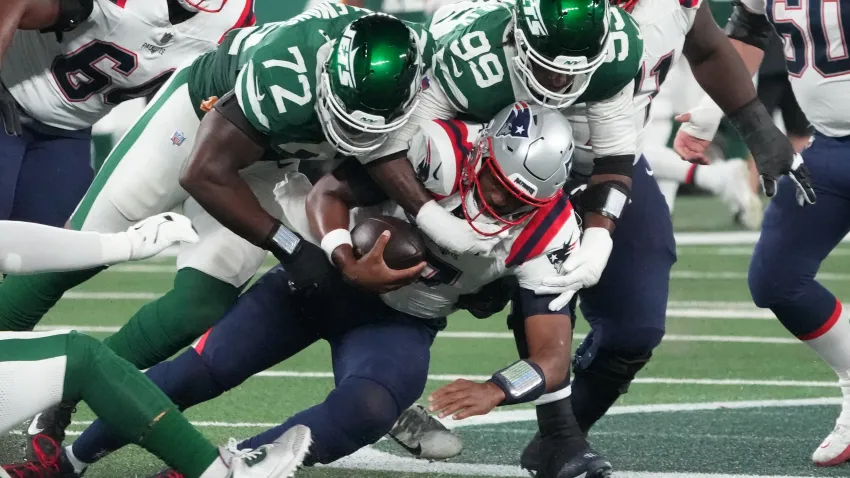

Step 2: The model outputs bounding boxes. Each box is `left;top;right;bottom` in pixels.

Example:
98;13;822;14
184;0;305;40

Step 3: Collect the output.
769;0;850;77
51;40;173;105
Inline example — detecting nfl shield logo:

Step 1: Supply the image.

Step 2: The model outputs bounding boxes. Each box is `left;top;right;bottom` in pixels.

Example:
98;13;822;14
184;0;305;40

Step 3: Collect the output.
171;131;186;146
495;102;532;138
421;76;431;91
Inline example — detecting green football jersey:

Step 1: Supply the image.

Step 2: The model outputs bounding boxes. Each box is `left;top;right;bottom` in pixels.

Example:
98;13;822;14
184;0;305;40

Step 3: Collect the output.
186;3;434;160
428;1;642;121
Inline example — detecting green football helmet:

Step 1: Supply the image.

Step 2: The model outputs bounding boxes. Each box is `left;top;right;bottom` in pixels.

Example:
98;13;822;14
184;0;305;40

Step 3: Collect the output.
317;14;423;157
512;0;611;108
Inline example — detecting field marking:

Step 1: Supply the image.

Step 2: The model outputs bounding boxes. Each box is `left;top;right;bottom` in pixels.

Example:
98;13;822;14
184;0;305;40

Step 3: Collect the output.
253;371;838;388
33;325;799;344
42;398;838;477
678;246;850;256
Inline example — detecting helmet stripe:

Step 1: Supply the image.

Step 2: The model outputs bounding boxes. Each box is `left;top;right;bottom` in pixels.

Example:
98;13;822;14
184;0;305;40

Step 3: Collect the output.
434;119;473;196
505;193;571;267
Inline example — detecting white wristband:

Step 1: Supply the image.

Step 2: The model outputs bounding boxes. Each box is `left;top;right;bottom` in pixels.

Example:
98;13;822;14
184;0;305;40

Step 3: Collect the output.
320;229;353;263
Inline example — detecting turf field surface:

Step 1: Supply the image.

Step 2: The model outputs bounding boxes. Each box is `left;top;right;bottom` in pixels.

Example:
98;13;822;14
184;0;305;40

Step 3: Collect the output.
3;196;849;477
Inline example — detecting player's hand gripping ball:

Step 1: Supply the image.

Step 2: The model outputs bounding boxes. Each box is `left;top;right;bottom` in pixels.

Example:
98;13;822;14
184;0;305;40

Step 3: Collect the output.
343;216;427;294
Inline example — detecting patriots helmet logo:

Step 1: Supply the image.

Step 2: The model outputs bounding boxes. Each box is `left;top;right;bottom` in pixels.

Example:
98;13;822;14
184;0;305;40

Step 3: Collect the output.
495;102;531;138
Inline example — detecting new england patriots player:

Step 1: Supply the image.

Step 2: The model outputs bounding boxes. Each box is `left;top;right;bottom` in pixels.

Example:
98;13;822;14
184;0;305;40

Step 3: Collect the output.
0;0;254;228
387;0;818;471
52;104;613;478
0;214;312;478
675;0;850;467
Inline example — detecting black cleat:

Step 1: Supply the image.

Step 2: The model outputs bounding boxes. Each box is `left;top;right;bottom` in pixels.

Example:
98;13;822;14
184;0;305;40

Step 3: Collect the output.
4;435;80;477
25;403;75;463
520;432;542;473
523;433;612;478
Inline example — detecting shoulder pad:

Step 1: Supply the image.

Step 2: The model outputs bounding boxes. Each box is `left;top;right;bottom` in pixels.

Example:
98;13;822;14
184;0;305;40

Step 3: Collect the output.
407;119;481;199
506;194;577;268
42;0;94;34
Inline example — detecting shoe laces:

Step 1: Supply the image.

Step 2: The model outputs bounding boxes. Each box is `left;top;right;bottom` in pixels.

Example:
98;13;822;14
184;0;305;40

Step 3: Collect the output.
224;438;272;462
3;459;60;478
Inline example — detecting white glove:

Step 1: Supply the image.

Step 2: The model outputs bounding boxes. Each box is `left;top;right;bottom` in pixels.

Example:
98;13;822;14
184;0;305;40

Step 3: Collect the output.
415;200;507;255
535;227;614;311
677;95;725;142
121;213;200;261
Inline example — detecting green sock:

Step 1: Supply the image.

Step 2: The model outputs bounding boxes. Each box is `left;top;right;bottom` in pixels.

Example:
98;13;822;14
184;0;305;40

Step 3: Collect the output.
103;268;239;369
0;269;102;331
64;332;219;478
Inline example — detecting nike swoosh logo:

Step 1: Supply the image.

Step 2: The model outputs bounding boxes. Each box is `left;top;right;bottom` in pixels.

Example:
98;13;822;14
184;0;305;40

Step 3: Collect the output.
645;167;654;177
27;415;44;436
451;58;463;77
821;441;832;449
394;439;423;456
432;162;442;181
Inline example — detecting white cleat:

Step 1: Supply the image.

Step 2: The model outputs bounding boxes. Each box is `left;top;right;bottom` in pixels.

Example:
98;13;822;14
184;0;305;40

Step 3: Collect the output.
389;404;463;461
812;423;850;467
225;425;312;477
717;160;763;231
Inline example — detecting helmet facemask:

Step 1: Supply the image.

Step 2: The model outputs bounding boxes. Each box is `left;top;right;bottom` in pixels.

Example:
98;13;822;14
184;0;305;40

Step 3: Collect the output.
459;136;558;237
316;15;424;158
511;0;612;109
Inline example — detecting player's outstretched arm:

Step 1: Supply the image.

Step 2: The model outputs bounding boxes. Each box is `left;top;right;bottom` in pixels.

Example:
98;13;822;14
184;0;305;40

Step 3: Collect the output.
306;161;424;293
428;298;574;420
677;1;815;203
0;213;198;274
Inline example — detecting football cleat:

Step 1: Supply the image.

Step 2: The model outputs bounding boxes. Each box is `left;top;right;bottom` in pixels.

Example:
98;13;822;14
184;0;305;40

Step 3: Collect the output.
813;423;850;467
718;160;763;231
521;432;612;478
3;435;79;478
224;425;311;477
25;404;75;463
389;405;463;461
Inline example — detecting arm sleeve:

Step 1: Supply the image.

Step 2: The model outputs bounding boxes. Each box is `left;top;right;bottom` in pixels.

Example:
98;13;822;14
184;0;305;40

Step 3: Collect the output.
0;221;132;274
586;81;638;158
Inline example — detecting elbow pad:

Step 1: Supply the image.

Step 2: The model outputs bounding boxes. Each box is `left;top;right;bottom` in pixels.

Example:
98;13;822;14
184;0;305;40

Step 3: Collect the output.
725;1;774;50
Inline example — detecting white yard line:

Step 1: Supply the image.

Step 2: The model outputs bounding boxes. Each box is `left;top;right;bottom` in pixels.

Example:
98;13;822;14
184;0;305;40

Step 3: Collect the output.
671;271;850;280
33;325;798;344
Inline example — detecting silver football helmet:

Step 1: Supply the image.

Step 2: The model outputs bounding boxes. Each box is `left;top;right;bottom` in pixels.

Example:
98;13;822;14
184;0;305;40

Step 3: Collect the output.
461;101;574;235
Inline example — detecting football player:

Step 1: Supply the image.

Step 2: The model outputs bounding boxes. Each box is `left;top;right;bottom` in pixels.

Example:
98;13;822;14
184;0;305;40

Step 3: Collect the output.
55;103;613;478
386;0;817;471
673;0;850;467
0;0;254;228
0;214;311;478
0;4;434;460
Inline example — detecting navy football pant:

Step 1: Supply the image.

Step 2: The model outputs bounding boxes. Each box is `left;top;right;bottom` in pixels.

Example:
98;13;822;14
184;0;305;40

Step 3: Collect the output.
749;133;850;338
570;156;675;431
0;122;93;227
71;265;435;465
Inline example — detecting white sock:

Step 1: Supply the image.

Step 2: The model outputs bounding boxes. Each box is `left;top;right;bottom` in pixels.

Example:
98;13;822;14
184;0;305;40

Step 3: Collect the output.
692;160;741;195
64;445;89;475
199;454;229;478
656;179;680;214
801;302;850;422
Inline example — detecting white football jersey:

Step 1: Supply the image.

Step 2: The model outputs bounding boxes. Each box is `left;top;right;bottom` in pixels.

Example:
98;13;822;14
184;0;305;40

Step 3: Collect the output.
570;0;699;174
374;119;580;319
741;0;850;137
1;0;254;130
275;118;581;320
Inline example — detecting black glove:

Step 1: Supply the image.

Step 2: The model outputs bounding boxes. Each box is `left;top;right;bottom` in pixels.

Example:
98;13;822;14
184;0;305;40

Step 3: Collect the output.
456;276;518;319
0;83;22;137
728;99;816;205
263;222;333;292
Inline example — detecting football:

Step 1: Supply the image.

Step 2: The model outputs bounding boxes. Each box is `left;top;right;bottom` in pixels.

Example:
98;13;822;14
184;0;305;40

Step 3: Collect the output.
351;216;426;270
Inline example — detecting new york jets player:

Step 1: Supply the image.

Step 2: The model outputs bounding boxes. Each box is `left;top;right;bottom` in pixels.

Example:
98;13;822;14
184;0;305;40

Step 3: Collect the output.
1;4;430;458
0;0;254;228
675;0;850;467
0;214;311;478
61;103;613;478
